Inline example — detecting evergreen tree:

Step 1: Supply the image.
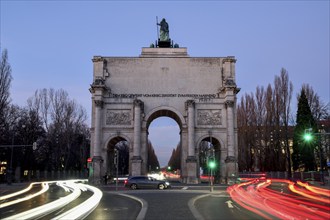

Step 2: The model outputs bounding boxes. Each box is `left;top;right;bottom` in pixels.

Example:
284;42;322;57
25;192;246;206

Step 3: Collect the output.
292;89;317;171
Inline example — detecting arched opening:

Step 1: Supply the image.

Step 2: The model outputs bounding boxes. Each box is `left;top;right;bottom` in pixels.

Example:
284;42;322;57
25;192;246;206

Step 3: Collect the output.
148;117;180;168
146;109;182;178
106;136;129;180
199;136;221;183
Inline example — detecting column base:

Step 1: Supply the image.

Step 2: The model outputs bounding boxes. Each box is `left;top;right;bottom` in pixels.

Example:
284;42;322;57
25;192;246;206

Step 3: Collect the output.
131;156;143;176
185;156;198;184
225;156;238;185
89;156;104;185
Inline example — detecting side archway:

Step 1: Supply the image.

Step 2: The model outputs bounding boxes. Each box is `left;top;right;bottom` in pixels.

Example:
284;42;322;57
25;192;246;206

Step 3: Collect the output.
105;134;132;179
196;134;224;183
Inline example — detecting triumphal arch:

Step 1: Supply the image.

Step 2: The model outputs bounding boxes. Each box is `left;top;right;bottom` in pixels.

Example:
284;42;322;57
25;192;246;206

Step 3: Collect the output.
90;29;239;184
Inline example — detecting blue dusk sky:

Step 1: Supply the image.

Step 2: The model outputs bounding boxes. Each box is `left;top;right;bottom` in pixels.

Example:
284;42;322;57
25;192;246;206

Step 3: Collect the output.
1;0;329;166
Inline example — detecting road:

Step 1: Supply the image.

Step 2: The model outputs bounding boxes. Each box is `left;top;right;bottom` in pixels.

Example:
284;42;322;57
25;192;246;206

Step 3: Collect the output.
1;179;329;220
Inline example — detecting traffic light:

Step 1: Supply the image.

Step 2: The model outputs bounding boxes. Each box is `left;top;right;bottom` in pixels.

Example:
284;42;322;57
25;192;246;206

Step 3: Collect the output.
303;128;313;142
208;160;216;169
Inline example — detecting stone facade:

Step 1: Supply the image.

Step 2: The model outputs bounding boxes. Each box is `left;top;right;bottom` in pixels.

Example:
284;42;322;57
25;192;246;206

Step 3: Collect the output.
90;47;240;184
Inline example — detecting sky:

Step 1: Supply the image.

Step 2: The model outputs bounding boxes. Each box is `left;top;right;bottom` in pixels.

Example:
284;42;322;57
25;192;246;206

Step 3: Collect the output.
1;0;329;167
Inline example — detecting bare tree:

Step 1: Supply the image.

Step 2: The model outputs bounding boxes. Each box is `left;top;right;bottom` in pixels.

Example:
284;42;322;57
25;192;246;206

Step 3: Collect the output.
237;93;258;171
274;68;293;176
0;49;12;114
238;68;293;173
27;88;89;171
0;49;12;143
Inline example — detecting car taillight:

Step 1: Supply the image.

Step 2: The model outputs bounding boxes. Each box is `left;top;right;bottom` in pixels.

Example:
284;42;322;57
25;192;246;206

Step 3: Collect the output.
124;180;127;185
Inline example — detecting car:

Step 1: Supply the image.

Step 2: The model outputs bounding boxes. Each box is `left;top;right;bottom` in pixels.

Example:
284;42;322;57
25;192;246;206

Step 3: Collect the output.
124;176;170;190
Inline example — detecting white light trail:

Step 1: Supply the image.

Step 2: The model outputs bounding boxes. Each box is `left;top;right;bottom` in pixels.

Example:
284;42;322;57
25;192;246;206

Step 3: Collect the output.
2;180;82;220
1;179;102;220
51;183;103;220
0;182;50;208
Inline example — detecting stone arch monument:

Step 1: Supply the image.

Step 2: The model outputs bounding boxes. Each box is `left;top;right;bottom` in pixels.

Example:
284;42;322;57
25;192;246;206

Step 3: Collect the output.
89;46;240;184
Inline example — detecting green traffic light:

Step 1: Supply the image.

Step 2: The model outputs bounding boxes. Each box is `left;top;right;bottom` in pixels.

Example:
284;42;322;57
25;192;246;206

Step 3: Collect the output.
208;161;216;169
303;133;313;141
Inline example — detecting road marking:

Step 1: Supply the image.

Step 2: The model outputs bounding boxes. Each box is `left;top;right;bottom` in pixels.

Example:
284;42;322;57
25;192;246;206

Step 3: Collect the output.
211;194;230;198
182;187;189;190
225;200;234;208
108;207;129;211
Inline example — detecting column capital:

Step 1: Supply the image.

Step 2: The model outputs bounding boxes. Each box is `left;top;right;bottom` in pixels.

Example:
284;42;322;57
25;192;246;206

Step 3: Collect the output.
94;100;104;108
225;100;235;108
134;99;144;112
134;99;143;107
185;99;195;110
222;56;236;63
92;56;104;62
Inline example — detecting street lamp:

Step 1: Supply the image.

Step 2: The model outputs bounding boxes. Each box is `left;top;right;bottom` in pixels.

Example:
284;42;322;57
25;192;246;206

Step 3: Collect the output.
303;128;313;142
304;128;330;184
114;148;119;191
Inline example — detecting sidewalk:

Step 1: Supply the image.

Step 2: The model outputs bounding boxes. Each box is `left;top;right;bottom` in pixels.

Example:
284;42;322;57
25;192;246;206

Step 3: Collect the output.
0;182;30;196
307;180;330;190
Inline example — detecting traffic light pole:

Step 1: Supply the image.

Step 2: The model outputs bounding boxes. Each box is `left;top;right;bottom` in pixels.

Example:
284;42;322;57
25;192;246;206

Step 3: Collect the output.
114;149;119;191
304;129;330;184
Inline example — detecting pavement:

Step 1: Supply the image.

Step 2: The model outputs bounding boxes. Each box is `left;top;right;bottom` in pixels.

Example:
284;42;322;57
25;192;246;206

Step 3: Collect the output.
0;182;30;196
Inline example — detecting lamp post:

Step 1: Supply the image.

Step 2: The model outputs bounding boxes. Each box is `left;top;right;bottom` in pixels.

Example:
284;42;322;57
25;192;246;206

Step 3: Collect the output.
304;128;330;184
208;131;215;192
114;148;119;191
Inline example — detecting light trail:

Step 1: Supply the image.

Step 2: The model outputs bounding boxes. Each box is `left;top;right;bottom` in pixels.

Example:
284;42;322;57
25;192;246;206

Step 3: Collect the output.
51;183;103;220
2;180;82;220
228;178;330;220
0;182;50;208
1;179;102;220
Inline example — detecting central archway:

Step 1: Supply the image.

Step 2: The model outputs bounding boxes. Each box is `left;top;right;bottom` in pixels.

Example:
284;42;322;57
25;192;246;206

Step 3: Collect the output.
144;107;184;177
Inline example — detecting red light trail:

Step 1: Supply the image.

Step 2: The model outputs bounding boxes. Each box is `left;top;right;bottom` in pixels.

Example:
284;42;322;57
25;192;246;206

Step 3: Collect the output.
227;178;330;220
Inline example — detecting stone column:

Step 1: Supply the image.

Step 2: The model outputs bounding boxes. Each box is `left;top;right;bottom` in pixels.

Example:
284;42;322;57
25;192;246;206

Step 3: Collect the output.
132;99;143;176
92;100;104;184
185;100;198;183
225;100;237;184
187;100;195;157
94;100;103;157
226;100;235;157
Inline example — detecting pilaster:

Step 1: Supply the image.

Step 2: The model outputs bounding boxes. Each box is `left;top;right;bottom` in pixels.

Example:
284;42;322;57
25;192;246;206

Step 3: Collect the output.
132;99;144;176
185;100;198;183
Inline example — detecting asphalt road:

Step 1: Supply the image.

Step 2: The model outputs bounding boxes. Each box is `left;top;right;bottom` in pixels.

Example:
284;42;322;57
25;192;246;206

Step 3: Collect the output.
85;192;141;220
3;181;328;220
194;193;267;220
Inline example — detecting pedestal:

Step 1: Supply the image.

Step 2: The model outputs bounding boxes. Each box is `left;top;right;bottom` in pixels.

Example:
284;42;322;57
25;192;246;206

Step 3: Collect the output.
225;156;238;185
157;40;171;48
131;156;143;176
91;156;103;185
185;156;198;184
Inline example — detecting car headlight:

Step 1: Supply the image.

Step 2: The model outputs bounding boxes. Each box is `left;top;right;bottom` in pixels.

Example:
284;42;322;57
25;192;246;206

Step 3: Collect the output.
165;182;170;186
